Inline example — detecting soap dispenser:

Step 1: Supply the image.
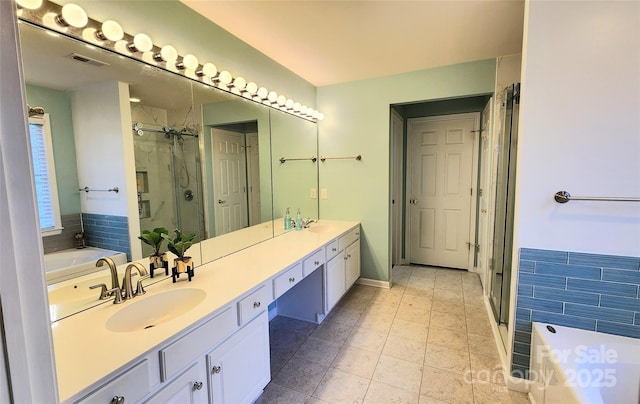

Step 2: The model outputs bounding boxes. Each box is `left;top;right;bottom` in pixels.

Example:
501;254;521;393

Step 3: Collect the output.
284;208;292;230
295;208;303;231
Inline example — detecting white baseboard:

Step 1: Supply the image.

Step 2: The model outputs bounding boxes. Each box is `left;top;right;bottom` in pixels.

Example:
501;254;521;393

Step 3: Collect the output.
356;277;391;289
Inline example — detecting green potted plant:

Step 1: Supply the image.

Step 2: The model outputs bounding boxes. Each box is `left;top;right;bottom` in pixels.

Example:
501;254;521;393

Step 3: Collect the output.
162;229;197;282
138;227;169;278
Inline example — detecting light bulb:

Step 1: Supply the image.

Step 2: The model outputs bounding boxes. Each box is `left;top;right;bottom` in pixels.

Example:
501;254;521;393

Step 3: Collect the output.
293;102;301;112
219;71;232;85
317;112;325;120
285;99;294;110
267;91;278;103
233;77;246;91
154;45;178;63
17;0;42;10
300;105;308;115
306;108;315;117
197;63;217;78
55;4;88;28
127;33;153;53
246;82;258;95
177;54;198;70
257;87;268;100
96;20;123;42
277;95;287;107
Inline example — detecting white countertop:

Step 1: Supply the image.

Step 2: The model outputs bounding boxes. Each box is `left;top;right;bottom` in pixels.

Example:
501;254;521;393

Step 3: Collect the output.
52;220;359;402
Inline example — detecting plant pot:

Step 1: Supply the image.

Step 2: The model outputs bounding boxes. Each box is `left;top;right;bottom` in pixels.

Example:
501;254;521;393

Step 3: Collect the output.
172;256;194;282
149;253;169;278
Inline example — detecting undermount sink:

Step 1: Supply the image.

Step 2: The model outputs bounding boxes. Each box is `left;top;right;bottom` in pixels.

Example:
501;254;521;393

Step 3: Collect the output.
306;224;335;233
106;288;206;333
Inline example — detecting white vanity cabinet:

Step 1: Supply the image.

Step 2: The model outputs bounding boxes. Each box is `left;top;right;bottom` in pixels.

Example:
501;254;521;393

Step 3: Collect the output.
207;311;270;403
325;226;361;313
142;361;207;404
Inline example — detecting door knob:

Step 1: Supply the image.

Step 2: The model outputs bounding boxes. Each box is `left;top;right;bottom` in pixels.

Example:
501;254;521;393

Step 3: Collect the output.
218;199;226;204
410;199;418;205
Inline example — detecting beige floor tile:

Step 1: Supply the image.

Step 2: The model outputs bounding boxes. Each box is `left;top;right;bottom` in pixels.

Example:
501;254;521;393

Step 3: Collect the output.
271;316;318;335
424;344;470;374
389;318;430;342
325;306;362;327
348;284;378;300
345;327;389;352
370;291;404;306
465;317;493;337
434;277;463;291
269;327;309;356
418;396;449;404
404;285;435;298
363;300;401;317
420;366;474;404
432;287;465;303
467;333;499;359
469;354;506;386
364;380;419;404
331;345;380;379
431;299;465;316
472;380;530;404
430;310;467;331
270;348;293;378
272;356;328;396
427;326;469;351
382;334;427;364
373;355;424;393
357;310;395;333
295;336;342;366
312;368;370;403
395;302;430;324
255;382;311;404
336;295;371;312
311;319;355;344
402;293;432;307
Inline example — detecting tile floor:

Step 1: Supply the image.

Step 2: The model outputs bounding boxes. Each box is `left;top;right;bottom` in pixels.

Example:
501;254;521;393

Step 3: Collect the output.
255;265;530;404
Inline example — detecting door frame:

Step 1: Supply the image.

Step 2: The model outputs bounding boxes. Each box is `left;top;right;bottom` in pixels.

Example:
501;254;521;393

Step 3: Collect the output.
404;112;480;272
390;109;405;269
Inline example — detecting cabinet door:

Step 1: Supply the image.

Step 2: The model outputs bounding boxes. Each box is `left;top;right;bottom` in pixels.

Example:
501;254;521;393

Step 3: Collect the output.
143;361;207;404
208;311;270;404
326;250;346;312
345;240;361;288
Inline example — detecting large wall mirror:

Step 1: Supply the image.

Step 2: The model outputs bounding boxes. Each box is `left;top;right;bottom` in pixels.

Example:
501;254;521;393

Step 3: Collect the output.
18;19;319;321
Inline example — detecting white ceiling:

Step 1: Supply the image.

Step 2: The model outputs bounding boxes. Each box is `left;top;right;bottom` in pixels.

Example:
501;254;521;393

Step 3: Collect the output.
180;0;525;87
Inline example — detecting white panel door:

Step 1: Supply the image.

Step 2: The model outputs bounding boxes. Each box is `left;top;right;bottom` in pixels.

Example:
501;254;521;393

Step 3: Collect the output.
408;115;476;269
212;129;248;236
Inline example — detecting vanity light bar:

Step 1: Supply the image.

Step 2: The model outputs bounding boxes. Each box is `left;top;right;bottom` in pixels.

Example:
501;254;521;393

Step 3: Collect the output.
16;0;324;122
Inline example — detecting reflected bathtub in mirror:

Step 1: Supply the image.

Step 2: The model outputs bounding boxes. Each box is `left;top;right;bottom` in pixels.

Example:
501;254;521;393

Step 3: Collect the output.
44;247;127;285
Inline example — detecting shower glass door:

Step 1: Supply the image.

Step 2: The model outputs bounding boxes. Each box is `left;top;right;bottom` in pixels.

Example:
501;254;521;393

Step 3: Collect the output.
489;83;520;335
132;104;205;257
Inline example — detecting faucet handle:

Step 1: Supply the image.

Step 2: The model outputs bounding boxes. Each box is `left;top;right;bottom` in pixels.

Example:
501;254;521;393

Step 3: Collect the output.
89;283;110;300
105;287;123;304
136;275;150;296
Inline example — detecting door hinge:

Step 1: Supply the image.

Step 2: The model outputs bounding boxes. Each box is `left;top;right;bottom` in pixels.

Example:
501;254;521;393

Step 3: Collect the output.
479;189;483;197
466;242;480;252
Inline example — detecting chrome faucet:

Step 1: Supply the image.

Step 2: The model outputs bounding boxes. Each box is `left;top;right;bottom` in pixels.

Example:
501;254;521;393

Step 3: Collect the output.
93;257;121;301
121;263;149;300
302;218;316;228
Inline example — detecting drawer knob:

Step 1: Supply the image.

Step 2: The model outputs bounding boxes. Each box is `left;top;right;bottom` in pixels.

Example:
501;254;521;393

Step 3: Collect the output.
332;248;337;252
193;381;204;391
212;365;222;374
253;301;261;308
111;396;125;404
314;261;320;265
289;277;296;283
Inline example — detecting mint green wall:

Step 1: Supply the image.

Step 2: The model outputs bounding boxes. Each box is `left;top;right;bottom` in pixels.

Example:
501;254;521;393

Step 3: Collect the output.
317;59;496;282
270;111;318;221
25;84;80;215
58;0;316;109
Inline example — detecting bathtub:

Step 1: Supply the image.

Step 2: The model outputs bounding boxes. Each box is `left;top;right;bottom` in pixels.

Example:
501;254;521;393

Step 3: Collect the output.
44;247;127;284
529;322;640;404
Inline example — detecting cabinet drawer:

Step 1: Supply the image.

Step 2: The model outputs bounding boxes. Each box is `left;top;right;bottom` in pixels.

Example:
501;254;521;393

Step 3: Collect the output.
303;249;324;277
339;227;361;251
352;226;361;241
160;306;236;382
238;283;272;326
273;263;303;300
77;360;150;404
326;240;340;260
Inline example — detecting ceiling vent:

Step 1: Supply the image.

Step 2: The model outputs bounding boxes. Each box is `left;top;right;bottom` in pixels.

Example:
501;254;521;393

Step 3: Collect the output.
66;53;109;67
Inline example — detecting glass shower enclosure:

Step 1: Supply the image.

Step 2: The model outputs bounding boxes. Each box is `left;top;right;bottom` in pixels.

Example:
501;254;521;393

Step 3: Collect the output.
489;83;520;341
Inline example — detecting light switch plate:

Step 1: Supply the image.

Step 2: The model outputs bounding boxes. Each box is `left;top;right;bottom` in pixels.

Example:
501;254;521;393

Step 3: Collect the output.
320;188;328;199
310;188;317;199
